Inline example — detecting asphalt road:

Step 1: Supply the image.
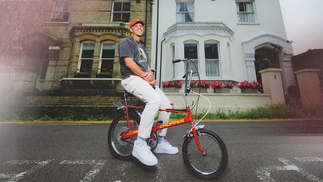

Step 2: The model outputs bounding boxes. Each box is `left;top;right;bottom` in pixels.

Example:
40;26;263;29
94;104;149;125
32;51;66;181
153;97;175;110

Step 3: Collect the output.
0;119;323;182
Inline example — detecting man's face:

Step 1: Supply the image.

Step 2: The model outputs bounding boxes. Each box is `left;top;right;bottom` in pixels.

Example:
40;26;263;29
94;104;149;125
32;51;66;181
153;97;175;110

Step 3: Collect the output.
130;23;144;37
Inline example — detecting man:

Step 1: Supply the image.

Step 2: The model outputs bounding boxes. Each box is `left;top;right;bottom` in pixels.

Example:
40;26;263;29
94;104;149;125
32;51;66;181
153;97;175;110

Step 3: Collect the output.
118;18;178;166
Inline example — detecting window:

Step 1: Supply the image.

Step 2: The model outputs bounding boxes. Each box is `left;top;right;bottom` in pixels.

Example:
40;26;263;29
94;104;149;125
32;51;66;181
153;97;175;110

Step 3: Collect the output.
78;42;95;74
50;1;71;22
98;43;116;78
236;2;255;23
204;43;220;76
176;2;194;22
184;43;198;74
112;1;131;22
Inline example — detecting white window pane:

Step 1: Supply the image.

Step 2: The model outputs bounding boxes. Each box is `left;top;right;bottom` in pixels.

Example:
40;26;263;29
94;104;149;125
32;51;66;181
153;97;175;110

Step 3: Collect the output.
236;2;255;23
206;60;219;76
189;59;198;74
176;2;194;22
83;43;95;50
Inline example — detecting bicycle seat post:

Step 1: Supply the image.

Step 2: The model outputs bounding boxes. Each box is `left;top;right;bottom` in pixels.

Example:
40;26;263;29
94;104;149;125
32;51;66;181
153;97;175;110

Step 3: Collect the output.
123;90;133;106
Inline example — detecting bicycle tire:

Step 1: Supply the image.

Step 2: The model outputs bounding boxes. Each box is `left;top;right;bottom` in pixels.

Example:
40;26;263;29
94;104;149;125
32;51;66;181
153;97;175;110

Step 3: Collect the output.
182;128;228;180
107;112;140;160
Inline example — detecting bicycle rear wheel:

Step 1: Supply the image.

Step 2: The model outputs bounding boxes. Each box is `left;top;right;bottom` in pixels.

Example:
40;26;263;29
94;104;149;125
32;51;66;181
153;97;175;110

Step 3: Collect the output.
107;112;140;160
182;128;228;180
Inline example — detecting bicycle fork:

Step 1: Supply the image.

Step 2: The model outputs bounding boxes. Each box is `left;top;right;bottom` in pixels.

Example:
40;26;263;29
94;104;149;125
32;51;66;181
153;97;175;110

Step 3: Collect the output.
183;125;206;155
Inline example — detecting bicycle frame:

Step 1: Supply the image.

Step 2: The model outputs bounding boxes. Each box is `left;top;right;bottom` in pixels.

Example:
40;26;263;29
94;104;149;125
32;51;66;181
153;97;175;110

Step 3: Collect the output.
119;59;206;155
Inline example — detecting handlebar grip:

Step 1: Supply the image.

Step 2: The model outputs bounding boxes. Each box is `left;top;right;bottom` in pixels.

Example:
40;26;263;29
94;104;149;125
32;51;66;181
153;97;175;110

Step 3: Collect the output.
172;59;182;63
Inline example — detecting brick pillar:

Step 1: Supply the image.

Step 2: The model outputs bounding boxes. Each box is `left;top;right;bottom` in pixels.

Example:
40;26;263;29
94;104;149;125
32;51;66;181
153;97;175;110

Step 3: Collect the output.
294;69;323;109
43;46;61;90
259;68;285;105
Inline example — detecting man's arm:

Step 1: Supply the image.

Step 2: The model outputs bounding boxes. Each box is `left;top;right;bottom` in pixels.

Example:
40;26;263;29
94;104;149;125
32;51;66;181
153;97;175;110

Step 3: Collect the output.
124;57;146;78
124;58;157;86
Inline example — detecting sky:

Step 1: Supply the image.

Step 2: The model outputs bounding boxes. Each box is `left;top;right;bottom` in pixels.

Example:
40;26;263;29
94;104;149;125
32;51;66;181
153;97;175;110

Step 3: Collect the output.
279;0;323;55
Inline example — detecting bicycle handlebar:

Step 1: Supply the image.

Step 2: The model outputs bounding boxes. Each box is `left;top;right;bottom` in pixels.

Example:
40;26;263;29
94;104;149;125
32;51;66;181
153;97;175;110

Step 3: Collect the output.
172;59;187;63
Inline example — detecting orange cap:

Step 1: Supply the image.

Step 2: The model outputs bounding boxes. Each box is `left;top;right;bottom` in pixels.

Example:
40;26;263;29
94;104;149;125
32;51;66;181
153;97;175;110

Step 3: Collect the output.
129;18;145;28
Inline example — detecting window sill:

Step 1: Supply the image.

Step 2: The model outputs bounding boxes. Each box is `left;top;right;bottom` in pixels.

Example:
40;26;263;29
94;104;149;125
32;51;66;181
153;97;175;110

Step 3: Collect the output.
45;21;69;25
237;22;260;25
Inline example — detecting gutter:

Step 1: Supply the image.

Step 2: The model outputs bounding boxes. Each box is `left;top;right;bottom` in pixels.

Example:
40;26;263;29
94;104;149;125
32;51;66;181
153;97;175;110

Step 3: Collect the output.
158;39;165;87
154;0;160;80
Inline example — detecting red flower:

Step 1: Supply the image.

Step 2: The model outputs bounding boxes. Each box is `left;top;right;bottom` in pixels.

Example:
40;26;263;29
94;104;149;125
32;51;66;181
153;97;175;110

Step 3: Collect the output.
162;80;182;88
211;81;234;89
237;80;261;88
190;80;210;88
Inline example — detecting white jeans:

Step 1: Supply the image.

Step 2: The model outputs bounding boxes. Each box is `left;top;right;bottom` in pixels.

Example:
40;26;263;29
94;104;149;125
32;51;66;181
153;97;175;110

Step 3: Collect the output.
121;75;172;138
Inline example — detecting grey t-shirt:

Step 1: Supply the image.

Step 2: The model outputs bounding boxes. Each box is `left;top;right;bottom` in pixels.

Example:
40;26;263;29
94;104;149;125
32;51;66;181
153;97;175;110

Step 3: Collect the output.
118;37;149;79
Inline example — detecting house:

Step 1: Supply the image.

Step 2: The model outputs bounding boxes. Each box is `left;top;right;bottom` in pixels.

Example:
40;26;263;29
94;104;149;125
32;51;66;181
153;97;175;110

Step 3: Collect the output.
0;0;295;119
0;0;152;118
151;0;294;91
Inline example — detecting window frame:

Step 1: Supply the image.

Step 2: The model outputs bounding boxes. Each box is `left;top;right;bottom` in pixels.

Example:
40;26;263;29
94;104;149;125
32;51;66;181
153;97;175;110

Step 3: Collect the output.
77;41;95;74
176;1;194;23
98;42;116;77
236;1;255;23
112;1;131;23
182;40;221;78
184;42;199;76
50;1;71;23
204;42;220;77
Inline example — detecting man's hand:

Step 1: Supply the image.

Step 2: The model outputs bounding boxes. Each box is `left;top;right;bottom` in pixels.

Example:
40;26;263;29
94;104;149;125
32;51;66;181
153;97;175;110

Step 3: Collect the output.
143;72;157;86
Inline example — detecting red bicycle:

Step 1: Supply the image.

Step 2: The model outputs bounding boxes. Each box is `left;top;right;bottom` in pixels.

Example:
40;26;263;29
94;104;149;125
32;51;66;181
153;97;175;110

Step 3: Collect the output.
107;59;228;180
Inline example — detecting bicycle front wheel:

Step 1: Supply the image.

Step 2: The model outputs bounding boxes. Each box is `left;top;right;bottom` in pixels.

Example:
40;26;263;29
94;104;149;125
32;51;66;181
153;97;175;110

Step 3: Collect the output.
182;128;228;180
107;112;140;160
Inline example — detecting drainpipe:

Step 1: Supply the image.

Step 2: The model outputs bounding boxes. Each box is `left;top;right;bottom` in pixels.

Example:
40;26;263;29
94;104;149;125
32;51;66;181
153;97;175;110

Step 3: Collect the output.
144;0;148;47
158;39;165;88
154;0;160;80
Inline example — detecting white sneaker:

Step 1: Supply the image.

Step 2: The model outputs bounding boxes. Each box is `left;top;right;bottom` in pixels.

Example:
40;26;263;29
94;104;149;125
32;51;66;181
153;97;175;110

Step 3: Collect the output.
132;140;158;166
154;140;179;154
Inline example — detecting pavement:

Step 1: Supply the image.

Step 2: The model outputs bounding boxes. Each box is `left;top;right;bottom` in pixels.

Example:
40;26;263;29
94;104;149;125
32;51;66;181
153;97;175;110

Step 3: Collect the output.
1;117;322;125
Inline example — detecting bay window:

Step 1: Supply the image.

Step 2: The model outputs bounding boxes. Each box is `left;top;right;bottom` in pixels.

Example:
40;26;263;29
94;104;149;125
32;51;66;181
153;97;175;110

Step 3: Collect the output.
183;42;220;78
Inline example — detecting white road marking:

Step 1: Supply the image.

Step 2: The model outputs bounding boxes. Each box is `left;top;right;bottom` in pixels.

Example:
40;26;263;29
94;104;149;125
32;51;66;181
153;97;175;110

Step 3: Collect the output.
257;157;323;182
60;160;107;182
1;160;51;182
1;157;322;181
295;157;323;162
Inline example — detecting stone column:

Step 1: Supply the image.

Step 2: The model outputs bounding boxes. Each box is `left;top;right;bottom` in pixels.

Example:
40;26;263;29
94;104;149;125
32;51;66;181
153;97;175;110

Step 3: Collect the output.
294;69;323;109
43;46;61;91
259;68;285;105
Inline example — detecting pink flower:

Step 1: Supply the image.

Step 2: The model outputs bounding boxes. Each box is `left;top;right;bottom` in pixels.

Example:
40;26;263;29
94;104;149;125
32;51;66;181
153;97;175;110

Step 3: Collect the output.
162;80;182;89
211;81;234;89
237;80;261;88
190;80;210;88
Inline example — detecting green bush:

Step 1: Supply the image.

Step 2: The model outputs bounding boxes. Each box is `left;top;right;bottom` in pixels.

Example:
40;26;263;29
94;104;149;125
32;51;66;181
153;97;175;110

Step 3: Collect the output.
0;104;311;121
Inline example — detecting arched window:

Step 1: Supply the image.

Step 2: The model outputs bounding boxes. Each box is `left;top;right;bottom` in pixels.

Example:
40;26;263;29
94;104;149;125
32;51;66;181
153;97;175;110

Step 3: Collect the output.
77;41;95;75
184;42;198;74
98;42;116;78
204;42;220;76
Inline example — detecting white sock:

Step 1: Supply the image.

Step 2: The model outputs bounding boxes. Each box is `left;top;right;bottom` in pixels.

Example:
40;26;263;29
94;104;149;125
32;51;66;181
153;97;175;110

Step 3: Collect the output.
136;136;147;144
158;136;164;144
